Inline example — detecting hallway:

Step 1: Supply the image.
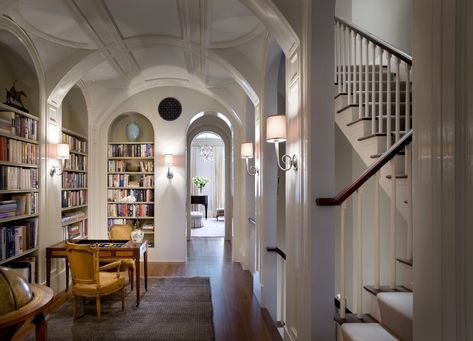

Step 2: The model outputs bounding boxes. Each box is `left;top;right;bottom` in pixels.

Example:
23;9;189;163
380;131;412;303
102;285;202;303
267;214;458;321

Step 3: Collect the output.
145;238;280;341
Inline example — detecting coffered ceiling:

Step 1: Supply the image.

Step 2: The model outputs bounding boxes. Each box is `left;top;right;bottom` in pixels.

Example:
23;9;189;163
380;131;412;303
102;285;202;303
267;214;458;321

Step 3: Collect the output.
2;0;270;113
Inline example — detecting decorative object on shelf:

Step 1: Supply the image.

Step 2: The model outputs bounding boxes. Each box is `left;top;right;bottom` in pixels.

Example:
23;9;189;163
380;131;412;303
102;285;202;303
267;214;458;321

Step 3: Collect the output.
266;114;298;171
192;176;209;194
199;145;214;162
50;143;70;176
240;142;258;176
164;154;174;179
125;122;140;142
4;82;28;113
131;220;144;243
158;97;182;121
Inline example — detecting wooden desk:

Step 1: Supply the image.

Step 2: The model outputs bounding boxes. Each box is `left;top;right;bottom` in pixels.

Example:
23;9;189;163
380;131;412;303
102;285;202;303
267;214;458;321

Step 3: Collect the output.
46;240;148;306
191;195;208;219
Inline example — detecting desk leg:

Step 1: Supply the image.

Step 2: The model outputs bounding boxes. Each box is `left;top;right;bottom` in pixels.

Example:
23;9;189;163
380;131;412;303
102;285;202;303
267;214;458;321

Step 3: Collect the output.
65;258;69;292
144;250;148;291
46;256;51;287
32;312;47;341
205;204;208;219
135;257;140;306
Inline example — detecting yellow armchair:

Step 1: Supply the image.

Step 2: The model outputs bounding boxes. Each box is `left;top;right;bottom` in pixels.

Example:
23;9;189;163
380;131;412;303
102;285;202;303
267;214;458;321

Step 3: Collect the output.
66;242;125;320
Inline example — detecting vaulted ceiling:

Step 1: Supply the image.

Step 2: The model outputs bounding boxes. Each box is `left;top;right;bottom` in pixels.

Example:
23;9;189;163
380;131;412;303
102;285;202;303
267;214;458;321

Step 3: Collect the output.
1;0;278;119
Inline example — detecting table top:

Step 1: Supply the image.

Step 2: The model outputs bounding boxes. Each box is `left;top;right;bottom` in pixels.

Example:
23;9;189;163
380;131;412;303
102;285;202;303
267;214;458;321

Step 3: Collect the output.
47;239;147;251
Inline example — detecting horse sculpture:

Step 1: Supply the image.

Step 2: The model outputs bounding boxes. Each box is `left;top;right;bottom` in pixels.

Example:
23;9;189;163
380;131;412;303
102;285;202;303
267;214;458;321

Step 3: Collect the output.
4;83;28;113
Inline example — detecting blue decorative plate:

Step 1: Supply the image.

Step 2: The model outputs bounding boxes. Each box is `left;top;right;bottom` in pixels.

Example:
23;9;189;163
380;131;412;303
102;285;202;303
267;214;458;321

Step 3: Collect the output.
126;122;140;141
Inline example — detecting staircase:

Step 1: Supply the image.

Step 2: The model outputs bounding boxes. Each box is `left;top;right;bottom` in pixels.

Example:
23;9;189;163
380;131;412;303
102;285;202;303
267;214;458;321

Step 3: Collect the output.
317;17;414;341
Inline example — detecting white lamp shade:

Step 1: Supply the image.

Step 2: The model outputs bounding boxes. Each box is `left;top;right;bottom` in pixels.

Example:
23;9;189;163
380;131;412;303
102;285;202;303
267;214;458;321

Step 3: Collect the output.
57;144;70;159
241;142;254;159
164;154;174;166
266;115;287;143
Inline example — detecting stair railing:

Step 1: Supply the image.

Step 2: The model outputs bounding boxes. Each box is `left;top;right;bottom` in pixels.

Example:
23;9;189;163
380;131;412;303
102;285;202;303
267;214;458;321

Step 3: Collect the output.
335;17;412;149
317;130;413;319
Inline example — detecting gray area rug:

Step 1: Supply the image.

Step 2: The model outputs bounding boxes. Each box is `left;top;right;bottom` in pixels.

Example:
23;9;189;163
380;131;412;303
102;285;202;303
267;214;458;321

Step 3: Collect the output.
32;277;214;341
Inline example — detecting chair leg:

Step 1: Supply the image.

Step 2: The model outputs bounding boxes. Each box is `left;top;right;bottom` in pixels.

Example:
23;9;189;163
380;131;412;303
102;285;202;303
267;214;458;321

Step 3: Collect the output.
96;295;101;320
73;295;78;320
121;286;125;311
129;269;134;291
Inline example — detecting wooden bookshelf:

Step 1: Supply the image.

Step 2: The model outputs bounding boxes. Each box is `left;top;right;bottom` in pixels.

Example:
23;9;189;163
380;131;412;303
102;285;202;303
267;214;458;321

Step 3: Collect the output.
0;103;40;269
61;129;88;240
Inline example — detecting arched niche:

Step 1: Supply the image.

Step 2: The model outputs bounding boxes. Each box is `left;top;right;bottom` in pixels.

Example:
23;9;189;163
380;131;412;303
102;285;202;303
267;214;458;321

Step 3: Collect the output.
108;112;154;143
0;30;39;116
62;85;88;136
186;113;233;242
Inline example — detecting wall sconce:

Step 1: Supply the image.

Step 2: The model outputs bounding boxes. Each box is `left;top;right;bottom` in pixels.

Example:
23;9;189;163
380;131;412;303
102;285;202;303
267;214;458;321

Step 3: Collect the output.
164;154;174;179
50;143;70;176
266;114;297;171
241;142;258;176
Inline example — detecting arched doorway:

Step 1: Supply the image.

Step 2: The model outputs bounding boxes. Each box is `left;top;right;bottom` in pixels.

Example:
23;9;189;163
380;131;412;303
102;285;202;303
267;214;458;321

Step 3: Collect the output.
186;113;233;242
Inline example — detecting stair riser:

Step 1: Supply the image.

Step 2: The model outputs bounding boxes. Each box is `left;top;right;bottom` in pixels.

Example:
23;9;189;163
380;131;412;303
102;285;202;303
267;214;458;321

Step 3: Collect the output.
337;65;388;72
358;134;387;155
337;92;412;104
337;72;395;81
340;104;412;117
340;81;410;91
350;119;410;136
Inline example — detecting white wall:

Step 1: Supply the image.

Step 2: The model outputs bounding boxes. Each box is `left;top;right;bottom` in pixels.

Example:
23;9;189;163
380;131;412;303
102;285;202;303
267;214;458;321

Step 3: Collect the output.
351;0;412;54
89;87;239;262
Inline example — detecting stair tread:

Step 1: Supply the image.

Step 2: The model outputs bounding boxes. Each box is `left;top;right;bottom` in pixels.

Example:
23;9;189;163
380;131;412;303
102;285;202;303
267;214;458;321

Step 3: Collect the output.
371;151;405;158
358;132;409;141
335;313;378;325
363;285;412;296
396;257;413;266
341;323;400;341
386;174;408;179
377;292;413;341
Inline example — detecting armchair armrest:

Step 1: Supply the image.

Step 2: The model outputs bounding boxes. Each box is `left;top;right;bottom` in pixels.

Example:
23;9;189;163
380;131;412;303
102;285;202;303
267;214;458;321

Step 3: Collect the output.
99;260;122;272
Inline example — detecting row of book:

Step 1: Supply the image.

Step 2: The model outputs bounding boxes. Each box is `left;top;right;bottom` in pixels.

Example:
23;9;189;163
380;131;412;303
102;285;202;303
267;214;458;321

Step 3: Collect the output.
0;137;39;165
61;190;87;208
0;220;38;260
0;166;38;190
108;144;153;158
0;193;39;218
107;189;154;202
0;111;38;141
107;203;154;218
107;174;153;188
63;220;87;240
62;133;87;153
62;171;87;188
61;210;87;225
64;154;87;171
107;160;154;172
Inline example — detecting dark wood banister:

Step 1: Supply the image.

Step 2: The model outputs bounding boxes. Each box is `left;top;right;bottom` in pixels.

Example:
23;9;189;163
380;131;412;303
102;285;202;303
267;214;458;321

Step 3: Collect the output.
316;130;413;206
335;16;412;65
266;247;286;260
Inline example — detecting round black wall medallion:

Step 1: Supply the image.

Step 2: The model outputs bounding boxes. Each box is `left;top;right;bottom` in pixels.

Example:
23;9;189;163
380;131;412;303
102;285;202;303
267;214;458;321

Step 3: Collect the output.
158;97;182;121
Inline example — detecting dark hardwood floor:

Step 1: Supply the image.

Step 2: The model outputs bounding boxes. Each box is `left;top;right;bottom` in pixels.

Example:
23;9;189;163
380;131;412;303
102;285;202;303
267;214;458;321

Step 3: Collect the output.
144;237;278;341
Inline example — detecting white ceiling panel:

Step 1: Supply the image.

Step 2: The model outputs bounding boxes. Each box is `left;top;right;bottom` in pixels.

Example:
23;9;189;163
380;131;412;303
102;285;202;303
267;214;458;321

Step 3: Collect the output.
82;61;121;82
206;60;232;84
209;0;261;44
17;0;93;45
132;46;188;80
104;0;182;39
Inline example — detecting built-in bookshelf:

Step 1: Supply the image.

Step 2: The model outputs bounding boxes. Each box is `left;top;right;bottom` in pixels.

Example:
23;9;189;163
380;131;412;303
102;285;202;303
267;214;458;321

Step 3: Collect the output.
0;103;39;273
61;128;88;240
107;141;155;247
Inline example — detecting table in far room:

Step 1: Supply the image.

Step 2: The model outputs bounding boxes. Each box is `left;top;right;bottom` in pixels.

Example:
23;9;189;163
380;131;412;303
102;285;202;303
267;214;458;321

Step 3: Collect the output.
46;239;148;306
191;195;208;219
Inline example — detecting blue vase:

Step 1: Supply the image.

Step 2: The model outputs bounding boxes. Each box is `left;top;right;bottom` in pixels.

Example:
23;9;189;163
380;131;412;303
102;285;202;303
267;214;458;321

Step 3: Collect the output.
126;122;140;141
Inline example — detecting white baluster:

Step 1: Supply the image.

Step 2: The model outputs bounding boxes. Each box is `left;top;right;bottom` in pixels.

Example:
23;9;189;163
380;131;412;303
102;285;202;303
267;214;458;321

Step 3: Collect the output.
340;202;347;319
373;172;380;289
358;35;363;119
365;40;369;118
390;160;397;288
347;29;352;104
356;189;363;319
386;53;392;148
405;65;411;131
371;45;376;134
341;26;346;94
395;58;401;142
406;144;413;260
378;50;384;134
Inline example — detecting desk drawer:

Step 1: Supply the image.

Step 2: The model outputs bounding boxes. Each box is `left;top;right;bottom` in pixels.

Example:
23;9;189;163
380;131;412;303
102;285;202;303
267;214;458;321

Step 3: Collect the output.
99;251;113;257
115;251;135;258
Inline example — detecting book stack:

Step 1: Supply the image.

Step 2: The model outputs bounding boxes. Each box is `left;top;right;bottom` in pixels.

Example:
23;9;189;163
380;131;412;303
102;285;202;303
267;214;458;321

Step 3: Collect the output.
61;190;87;208
0;166;38;190
0;200;17;219
12;193;39;215
108;143;154;158
0;111;38;141
61;210;86;225
64;222;85;240
107;203;154;217
0;220;38;260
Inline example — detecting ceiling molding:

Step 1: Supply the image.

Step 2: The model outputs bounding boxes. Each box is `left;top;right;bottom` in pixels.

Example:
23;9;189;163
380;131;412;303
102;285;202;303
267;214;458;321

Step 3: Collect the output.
208;23;266;49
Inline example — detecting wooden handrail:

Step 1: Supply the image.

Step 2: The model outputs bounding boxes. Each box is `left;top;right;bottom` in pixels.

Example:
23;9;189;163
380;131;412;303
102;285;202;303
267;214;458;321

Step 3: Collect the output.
266;247;286;260
335;16;412;65
316;130;413;206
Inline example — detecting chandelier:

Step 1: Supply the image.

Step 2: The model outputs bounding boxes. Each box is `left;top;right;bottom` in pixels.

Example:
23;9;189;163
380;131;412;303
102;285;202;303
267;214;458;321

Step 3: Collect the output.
199;145;214;162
